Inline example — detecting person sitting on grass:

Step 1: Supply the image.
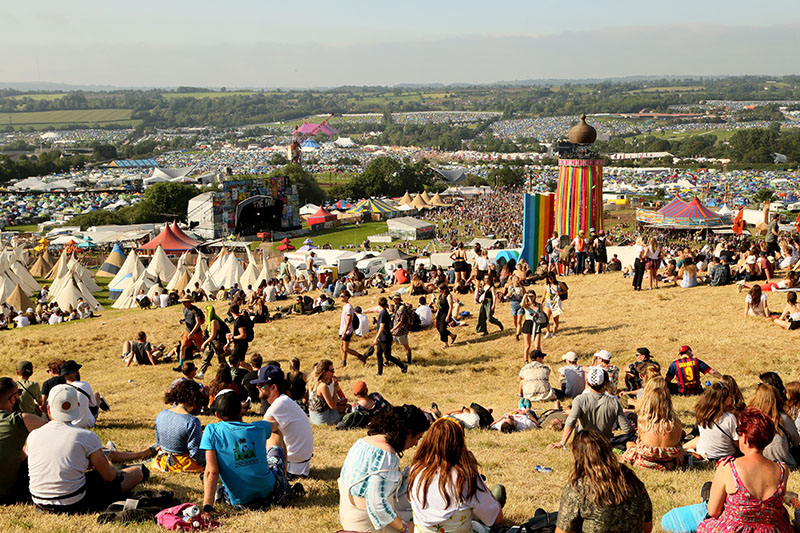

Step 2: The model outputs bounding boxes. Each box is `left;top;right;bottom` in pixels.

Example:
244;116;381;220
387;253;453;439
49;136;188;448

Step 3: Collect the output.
408;418;504;533
747;383;800;469
152;379;206;473
695;407;792;533
773;292;800;330
122;331;162;367
519;350;557;402
684;383;739;462
352;380;391;418
624;347;660;393
556;429;653;533
549;367;632;449
338;405;430;533
744;285;770;318
199;391;287;520
665;346;722;396
592;350;620;395
307;359;343;426
559;351;585;399
620;377;686;471
0;377;46;505
27;385;147;514
14;360;42;416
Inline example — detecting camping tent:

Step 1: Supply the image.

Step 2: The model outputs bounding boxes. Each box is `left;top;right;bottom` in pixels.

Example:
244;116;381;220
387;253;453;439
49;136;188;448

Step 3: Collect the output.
97;243;127;277
28;254;51;278
146;245;178;282
307;206;337;226
45;251;70;281
108;249;145;300
348;198;397;214
7;284;33;313
332;199;352;210
430;192;449;207
212;254;244;290
411;194;430;210
137;223;195;254
112;271;156;309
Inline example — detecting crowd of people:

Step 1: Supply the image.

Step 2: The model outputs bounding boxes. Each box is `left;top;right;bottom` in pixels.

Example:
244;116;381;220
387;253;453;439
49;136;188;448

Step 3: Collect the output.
4;222;800;533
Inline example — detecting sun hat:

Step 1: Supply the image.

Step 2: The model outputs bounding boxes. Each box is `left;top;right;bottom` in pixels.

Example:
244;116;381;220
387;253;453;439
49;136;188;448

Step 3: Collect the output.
586;367;607;388
594;349;611;361
179;296;193;303
392;292;402;299
48;384;81;422
561;351;578;362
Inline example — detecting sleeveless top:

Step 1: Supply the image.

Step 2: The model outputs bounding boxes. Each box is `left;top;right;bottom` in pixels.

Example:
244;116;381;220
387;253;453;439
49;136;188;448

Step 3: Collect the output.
308;386;331;414
287;372;306;402
211;319;230;342
696;457;791;533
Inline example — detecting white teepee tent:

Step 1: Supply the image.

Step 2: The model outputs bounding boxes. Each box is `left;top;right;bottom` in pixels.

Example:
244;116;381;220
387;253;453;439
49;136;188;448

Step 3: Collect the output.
112;271;157;309
212;253;244;290
109;249;145;299
166;265;189;291
145;245;177;283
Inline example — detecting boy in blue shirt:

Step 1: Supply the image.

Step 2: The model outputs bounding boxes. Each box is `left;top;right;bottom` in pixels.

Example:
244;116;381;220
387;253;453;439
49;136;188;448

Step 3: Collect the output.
200;391;286;517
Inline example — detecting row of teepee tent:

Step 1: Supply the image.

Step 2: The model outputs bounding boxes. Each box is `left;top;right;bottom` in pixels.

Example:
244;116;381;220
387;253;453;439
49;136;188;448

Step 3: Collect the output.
397;191;449;209
1;248;40;311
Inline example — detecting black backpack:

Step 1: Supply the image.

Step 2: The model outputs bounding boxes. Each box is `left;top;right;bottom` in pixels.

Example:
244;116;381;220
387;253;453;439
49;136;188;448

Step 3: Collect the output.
558;281;569;301
240;315;255;343
545;239;554;254
351;312;360;330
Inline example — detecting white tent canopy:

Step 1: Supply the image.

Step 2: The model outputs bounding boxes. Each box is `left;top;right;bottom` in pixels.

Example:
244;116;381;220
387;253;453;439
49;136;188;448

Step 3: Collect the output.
145;245;177;283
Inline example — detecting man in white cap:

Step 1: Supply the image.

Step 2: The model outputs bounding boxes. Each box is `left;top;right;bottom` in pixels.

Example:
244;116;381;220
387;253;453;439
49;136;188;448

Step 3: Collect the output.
548;367;631;449
27;384;146;513
592;349;619;394
558;352;585;399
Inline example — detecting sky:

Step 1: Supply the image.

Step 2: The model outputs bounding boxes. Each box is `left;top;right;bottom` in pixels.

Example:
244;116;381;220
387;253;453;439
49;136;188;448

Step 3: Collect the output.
2;0;799;88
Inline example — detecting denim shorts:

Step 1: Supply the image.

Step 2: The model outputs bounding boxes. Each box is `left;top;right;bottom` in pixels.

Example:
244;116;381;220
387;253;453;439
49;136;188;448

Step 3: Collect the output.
509;300;523;316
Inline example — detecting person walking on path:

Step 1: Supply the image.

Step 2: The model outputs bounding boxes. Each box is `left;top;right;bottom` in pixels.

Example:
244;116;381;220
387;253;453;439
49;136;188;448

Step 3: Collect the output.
476;271;503;337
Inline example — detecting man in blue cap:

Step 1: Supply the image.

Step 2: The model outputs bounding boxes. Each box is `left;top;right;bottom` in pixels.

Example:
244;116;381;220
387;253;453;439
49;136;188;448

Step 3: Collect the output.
254;365;314;480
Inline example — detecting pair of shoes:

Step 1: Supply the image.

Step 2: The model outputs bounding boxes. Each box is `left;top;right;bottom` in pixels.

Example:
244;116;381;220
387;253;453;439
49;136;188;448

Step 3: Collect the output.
99;396;110;412
550;333;557;339
172;366;182;372
375;372;383;377
515;334;520;341
364;346;375;359
700;480;712;503
340;359;347;367
401;365;408;374
543;332;551;339
451;335;457;344
480;332;488;337
498;324;504;331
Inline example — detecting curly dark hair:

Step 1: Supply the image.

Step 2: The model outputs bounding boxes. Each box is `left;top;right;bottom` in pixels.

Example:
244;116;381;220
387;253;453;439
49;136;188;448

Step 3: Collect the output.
164;379;205;409
367;404;430;456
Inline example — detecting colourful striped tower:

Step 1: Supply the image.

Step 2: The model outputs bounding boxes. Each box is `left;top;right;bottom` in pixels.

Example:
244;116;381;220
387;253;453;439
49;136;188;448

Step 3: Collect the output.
521;192;555;268
554;158;604;239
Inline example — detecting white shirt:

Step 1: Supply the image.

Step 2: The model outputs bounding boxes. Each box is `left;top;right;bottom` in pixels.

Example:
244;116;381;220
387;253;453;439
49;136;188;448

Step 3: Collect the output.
490;413;538;432
265;395;314;476
68;380;97;429
559;365;586;398
264;285;277;302
339;303;355;336
476;256;490;271
48;314;60;325
415;305;433;327
409;472;501;529
697;412;739;459
13;315;30;328
159;293;169;308
355;313;369;337
27;421;103;506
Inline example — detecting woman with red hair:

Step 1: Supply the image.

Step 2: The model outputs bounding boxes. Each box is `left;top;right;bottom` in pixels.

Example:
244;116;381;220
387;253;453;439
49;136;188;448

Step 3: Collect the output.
697;407;792;533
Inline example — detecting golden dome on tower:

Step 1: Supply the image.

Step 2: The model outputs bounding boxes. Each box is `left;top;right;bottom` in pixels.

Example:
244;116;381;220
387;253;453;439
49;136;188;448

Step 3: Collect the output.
568;114;597;144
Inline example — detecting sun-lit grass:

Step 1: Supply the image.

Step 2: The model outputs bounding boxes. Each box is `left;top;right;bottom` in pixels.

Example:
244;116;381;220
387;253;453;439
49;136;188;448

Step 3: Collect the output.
0;109;135;129
1;268;799;531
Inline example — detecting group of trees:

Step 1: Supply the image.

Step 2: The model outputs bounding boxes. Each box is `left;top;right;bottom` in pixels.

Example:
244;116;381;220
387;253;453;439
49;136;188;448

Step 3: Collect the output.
0;151;88;183
328;157;440;199
70;182;200;229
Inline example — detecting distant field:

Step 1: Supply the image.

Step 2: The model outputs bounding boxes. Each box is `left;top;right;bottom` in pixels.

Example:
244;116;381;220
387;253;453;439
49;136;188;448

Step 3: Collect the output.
7;93;65;101
0;109;135;129
162;91;259;99
630;85;705;94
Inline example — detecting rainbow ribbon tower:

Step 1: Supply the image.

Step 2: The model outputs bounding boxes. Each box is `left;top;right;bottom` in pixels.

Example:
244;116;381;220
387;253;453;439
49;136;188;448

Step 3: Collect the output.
554;114;604;239
520;192;555;267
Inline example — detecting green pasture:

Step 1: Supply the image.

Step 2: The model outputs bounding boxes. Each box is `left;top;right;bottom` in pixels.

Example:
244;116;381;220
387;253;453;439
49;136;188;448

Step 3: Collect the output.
629;85;705;94
5;224;39;233
6;93;65;101
0;109;135;129
161;91;260;100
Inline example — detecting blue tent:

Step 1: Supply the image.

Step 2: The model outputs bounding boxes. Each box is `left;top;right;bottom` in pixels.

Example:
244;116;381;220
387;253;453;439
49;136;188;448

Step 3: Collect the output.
300;139;321;149
97;242;126;277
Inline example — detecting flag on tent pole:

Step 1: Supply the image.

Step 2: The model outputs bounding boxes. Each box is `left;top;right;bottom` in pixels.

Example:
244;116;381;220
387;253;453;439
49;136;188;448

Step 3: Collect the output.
732;208;744;234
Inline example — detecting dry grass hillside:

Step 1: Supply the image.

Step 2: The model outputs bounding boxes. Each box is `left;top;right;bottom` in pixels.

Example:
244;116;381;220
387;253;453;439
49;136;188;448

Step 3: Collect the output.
0;271;798;532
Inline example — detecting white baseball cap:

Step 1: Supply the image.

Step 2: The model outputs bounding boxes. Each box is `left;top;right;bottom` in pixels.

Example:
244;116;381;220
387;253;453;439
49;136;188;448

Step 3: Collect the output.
594;349;611;361
586;366;607;388
48;384;81;423
561;351;578;362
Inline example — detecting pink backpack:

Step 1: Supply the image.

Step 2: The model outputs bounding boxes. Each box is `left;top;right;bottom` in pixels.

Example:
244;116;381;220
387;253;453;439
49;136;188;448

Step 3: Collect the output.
155;503;219;530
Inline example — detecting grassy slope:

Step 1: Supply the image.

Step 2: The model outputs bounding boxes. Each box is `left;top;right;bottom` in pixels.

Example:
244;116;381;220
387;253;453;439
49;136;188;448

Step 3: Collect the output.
0;271;798;531
0;109;134;129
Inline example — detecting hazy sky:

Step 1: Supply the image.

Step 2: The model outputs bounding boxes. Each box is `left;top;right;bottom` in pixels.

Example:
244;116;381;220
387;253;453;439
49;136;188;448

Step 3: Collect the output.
2;0;799;87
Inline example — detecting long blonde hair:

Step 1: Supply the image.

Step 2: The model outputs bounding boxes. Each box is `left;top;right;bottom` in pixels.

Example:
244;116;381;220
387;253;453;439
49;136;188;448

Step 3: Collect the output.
307;359;333;392
569;429;646;506
749;383;784;436
636;377;676;434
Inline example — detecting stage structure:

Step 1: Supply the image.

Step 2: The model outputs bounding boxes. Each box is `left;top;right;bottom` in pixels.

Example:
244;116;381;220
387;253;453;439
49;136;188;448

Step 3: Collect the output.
554;114;604;239
520;192;555;267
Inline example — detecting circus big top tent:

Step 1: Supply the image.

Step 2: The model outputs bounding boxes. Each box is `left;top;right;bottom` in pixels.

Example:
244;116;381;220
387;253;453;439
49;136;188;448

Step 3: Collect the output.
636;195;727;228
137;223;196;254
347;198;397;215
